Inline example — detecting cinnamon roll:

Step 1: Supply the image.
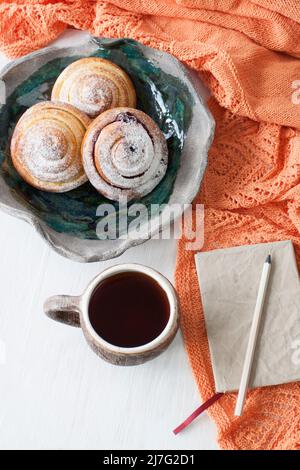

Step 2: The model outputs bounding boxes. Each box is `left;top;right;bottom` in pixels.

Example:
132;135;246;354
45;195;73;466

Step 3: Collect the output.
10;101;91;192
51;58;136;118
81;108;168;201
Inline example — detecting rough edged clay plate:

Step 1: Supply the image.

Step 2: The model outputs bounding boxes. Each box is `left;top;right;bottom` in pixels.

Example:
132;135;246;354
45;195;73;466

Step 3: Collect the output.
0;37;214;262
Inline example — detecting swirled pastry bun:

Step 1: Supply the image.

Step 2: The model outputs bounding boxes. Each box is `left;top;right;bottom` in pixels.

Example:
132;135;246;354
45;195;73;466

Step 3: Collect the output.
10;101;90;192
51;58;136;118
82;108;168;201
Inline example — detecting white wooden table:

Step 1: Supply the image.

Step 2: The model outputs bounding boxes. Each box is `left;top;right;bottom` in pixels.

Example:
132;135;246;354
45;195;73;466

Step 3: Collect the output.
0;31;218;450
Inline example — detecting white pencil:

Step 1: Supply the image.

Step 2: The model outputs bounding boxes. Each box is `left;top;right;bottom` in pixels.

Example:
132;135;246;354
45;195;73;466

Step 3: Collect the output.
234;254;272;417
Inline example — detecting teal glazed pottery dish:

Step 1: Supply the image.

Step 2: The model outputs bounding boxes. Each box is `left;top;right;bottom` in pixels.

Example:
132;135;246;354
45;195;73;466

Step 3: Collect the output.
0;37;214;262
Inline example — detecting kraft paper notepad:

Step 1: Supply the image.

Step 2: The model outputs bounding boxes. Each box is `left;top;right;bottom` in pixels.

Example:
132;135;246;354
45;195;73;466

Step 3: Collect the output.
195;240;300;393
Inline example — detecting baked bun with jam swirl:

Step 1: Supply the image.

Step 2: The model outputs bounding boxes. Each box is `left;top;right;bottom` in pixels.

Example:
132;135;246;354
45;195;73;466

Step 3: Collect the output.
81;107;168;201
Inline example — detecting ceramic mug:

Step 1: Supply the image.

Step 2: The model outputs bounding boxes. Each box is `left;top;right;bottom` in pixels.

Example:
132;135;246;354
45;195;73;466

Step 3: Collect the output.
44;264;179;366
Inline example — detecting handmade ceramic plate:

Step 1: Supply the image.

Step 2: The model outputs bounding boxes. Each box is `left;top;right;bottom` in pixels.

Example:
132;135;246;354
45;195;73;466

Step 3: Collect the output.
0;37;214;262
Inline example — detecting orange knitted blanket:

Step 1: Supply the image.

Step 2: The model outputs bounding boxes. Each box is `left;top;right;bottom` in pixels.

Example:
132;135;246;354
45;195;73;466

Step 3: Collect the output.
1;0;300;450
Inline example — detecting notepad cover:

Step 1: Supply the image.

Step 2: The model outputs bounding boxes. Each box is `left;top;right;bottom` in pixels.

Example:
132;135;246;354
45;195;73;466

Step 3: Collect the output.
195;240;300;392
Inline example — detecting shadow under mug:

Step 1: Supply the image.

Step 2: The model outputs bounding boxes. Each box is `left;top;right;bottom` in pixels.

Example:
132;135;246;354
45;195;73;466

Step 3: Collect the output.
44;264;179;366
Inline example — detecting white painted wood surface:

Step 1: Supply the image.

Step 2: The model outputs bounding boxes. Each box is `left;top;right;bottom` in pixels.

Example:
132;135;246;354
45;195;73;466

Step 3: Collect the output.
0;31;218;450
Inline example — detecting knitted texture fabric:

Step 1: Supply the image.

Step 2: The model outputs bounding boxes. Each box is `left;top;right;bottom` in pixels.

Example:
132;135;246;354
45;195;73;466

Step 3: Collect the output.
1;0;300;450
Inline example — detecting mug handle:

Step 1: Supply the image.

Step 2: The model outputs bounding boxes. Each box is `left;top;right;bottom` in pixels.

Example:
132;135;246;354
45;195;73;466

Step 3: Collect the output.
44;295;81;327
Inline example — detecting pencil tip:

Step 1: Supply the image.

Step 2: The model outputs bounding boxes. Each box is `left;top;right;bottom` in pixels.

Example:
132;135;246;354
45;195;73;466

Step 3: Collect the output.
266;254;271;264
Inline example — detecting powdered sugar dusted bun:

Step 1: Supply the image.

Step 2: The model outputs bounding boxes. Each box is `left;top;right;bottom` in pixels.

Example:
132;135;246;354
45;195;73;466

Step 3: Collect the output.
11;101;91;192
51;58;136;118
82;108;168;201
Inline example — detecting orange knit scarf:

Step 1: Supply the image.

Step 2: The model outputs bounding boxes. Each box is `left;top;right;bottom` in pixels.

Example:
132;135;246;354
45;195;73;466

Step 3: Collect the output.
1;0;300;450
